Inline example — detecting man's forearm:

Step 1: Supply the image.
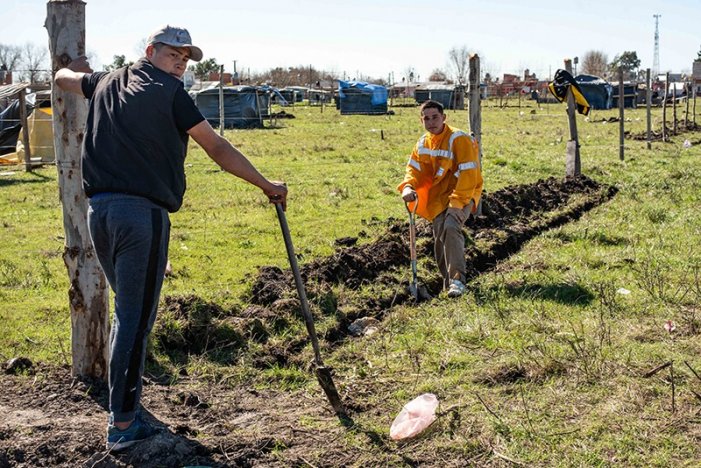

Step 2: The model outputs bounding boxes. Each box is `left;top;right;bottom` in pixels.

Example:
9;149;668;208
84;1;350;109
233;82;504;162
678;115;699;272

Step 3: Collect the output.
54;68;85;96
208;136;273;191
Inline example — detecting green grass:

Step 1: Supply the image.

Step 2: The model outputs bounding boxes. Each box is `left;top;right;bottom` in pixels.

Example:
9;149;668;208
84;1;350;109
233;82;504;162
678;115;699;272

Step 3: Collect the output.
1;99;700;464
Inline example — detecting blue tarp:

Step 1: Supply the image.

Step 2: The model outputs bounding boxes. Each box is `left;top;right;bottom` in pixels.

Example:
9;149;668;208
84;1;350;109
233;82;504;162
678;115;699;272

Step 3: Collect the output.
574;74;613;110
338;80;388;115
193;86;276;128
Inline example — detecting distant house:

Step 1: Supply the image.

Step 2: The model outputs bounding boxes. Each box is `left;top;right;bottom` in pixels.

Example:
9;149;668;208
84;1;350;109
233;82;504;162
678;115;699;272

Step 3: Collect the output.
693;62;701;94
388;82;421;99
337;80;388;115
414;82;464;109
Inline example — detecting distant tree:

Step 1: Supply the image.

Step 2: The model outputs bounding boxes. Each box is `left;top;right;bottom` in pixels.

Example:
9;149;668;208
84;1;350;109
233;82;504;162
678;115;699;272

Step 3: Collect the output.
448;45;470;85
103;55;133;72
609;51;640;79
20;42;49;83
0;43;22;71
580;50;608;77
428;68;447;81
189;57;219;80
695;44;701;62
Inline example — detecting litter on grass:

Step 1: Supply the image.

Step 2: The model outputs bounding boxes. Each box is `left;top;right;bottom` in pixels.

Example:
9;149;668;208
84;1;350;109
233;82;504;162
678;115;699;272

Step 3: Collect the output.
390;393;439;441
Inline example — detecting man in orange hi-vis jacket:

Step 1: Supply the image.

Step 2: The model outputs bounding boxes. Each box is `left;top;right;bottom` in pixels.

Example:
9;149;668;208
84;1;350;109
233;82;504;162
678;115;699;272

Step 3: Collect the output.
398;100;483;298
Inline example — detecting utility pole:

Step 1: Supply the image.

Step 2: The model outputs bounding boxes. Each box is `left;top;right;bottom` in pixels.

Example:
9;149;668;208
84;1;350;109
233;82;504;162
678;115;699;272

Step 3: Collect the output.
653;14;661;78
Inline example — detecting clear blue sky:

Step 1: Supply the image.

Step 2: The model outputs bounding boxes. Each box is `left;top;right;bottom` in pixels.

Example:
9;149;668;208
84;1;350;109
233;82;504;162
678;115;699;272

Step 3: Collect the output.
3;0;699;81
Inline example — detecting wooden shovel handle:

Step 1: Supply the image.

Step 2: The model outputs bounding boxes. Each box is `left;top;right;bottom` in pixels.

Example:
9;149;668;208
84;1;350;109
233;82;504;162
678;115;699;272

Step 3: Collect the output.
274;203;323;365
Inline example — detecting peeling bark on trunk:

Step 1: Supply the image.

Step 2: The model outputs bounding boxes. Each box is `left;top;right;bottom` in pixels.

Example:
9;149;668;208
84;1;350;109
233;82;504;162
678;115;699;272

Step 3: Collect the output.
46;0;109;379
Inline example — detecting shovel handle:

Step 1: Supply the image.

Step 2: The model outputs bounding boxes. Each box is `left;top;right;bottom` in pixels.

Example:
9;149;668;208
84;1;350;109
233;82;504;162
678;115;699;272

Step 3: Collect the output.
274;203;323;365
404;194;418;262
404;193;419;217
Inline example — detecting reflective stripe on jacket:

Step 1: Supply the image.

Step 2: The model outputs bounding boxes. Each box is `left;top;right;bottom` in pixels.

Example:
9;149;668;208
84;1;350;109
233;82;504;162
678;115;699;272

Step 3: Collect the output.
397;124;483;221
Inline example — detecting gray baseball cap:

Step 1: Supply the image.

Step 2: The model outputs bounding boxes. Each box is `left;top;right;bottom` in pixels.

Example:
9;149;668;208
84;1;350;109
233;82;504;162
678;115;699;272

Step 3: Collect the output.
147;25;203;62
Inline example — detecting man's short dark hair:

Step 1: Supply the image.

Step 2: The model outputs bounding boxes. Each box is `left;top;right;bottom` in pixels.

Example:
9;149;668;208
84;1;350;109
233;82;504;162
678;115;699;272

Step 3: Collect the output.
420;100;444;114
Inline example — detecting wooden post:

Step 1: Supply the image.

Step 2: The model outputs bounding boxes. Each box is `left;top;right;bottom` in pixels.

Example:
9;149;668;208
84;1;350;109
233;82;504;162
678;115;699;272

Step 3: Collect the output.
672;78;677;134
618;68;625;160
18;88;33;172
218;64;224;136
646;68;652;150
662;73;669;142
46;0;109;379
564;59;580;177
468;54;483;215
684;81;690;129
692;83;698;128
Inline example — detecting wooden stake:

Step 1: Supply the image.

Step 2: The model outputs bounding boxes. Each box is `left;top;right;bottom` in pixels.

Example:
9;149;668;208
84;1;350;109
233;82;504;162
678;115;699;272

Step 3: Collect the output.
646;69;652;150
218;64;224;135
618;68;625;161
685;81;690;129
671;361;676;413
469;54;483;215
673;78;678;134
564;59;580;176
662;73;669;141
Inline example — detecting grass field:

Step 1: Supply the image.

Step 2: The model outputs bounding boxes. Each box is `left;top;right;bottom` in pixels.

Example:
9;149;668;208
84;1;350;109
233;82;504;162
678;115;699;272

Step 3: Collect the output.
1;98;700;465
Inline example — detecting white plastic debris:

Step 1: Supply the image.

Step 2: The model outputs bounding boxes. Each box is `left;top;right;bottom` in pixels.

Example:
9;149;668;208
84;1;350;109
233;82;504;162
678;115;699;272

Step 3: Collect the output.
683;140;692;149
664;320;676;333
616;287;631;295
390;393;439;440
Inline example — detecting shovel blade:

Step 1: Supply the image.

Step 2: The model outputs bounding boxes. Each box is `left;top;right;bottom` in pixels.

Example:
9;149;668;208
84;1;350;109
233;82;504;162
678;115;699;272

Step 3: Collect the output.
408;283;419;301
315;366;346;417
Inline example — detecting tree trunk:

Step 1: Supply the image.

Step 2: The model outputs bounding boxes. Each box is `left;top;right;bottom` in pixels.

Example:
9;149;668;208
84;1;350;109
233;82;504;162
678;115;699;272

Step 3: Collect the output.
46;0;109;379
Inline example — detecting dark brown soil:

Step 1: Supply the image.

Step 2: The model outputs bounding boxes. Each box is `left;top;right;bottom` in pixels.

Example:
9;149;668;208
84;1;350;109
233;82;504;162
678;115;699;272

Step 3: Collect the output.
0;175;617;467
628;121;700;141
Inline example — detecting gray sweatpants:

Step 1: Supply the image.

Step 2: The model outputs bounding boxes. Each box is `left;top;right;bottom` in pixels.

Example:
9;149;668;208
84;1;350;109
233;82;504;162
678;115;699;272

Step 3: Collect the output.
87;194;170;424
432;207;470;288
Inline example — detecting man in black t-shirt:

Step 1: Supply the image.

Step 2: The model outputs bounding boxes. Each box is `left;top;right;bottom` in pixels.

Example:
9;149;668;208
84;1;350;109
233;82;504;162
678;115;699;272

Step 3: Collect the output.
55;25;287;451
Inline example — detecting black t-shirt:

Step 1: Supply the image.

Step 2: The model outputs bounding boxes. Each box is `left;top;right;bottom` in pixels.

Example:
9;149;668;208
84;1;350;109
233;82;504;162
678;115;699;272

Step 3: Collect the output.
81;58;205;212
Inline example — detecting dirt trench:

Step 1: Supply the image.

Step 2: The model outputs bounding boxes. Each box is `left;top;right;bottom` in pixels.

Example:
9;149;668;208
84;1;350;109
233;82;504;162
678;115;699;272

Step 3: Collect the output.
246;175;617;345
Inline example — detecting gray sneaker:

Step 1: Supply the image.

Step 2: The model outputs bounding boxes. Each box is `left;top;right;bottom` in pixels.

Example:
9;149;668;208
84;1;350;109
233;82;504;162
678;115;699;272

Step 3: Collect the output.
106;413;158;451
447;279;466;298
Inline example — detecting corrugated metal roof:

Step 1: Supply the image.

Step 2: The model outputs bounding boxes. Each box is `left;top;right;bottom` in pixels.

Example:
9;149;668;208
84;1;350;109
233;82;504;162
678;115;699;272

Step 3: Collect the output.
0;82;31;100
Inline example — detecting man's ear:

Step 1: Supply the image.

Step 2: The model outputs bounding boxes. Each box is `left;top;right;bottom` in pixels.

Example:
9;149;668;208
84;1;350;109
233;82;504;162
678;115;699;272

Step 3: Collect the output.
145;44;155;59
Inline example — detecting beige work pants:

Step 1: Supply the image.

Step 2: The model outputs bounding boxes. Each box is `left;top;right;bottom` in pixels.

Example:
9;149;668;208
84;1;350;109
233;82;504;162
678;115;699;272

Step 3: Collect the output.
432;207;470;288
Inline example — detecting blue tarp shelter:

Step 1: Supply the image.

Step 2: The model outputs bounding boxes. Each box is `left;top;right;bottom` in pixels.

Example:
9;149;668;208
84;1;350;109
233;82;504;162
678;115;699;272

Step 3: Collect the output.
193;86;273;128
574;75;613;110
337;80;388;115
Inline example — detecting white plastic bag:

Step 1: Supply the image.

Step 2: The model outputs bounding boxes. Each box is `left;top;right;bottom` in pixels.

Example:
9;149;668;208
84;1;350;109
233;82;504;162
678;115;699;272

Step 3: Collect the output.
389;393;439;440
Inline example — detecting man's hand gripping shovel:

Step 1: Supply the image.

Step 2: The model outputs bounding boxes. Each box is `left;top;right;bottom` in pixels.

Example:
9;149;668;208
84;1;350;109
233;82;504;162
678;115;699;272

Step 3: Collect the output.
274;203;347;420
405;195;431;302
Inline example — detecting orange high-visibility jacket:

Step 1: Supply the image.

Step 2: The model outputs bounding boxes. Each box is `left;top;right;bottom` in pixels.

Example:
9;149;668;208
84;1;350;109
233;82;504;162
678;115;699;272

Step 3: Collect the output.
397;124;483;221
